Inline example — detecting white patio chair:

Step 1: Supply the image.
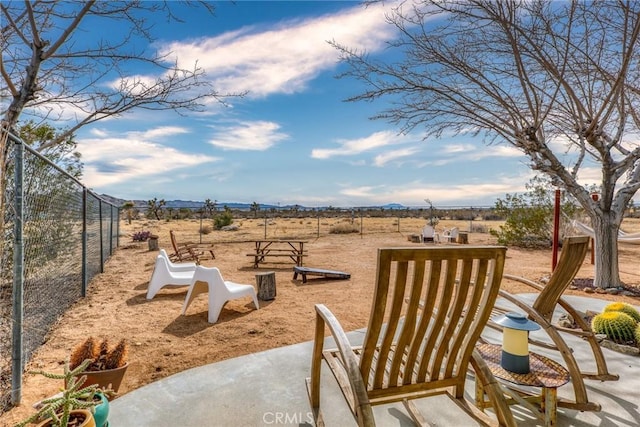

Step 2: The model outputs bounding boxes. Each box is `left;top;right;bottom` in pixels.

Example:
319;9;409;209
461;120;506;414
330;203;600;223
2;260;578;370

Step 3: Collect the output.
159;249;197;271
181;266;259;323
443;226;459;243
421;225;439;243
146;251;197;300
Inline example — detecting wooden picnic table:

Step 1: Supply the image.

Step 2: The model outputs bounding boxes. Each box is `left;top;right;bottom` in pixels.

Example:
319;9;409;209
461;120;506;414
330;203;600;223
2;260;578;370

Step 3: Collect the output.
247;240;307;268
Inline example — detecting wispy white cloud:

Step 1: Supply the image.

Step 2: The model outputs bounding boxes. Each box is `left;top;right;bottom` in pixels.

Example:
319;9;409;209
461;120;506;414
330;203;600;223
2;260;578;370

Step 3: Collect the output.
576;166;601;185
340;185;379;199
441;144;474;154
158;3;395;98
422;143;524;166
78;128;219;187
208;120;288;150
89;128;109;137
338;176;529;206
311;130;410;159
129;126;190;140
464;145;523;161
373;147;420;166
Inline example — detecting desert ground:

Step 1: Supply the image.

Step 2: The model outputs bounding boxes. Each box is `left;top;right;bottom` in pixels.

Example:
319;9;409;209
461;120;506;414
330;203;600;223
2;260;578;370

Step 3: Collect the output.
2;216;639;425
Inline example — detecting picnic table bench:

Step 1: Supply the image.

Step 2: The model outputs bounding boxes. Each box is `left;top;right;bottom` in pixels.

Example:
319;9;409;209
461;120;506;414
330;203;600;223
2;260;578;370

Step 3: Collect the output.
292;266;351;284
247;240;307;268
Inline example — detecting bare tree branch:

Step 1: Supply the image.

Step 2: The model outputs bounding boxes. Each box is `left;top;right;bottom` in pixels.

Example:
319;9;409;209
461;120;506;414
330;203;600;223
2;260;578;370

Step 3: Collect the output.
1;1;240;134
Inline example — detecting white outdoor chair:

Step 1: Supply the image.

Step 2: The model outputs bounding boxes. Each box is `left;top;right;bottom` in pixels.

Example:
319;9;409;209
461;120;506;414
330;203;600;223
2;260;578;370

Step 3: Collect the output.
146;250;197;300
159;249;197;271
443;226;459;243
181;266;259;323
421;225;439;243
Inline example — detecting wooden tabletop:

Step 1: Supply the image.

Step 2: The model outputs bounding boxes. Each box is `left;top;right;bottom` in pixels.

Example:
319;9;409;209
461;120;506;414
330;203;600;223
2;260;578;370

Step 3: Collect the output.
476;343;570;388
253;240;307;243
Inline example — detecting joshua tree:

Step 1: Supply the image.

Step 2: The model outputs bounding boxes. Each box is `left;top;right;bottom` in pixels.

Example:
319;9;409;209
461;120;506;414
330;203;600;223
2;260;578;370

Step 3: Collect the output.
250;202;260;218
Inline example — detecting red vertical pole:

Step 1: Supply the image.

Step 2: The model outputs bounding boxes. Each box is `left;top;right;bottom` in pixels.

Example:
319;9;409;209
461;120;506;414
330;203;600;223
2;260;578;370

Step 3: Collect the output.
552;189;561;271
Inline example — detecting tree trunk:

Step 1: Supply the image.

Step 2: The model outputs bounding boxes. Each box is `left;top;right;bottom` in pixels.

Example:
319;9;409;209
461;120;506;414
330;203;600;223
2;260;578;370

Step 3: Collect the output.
591;212;622;289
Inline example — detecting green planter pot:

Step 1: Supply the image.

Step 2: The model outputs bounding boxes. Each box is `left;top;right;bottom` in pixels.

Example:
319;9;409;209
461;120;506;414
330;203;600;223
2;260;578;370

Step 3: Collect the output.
93;392;110;427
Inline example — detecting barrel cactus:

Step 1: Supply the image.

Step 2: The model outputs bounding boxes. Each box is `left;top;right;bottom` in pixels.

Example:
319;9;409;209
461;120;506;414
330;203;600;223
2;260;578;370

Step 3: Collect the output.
591;311;636;343
635;324;640;347
603;302;640;323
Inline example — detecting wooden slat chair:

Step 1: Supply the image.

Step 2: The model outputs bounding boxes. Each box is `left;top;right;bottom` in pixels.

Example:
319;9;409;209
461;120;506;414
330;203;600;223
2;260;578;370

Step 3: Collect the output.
487;235;618;412
169;230;215;264
307;246;516;427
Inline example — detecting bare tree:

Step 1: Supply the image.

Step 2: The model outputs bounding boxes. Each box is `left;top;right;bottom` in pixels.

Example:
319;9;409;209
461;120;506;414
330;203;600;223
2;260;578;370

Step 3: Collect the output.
0;1;237;144
334;0;640;288
0;1;241;264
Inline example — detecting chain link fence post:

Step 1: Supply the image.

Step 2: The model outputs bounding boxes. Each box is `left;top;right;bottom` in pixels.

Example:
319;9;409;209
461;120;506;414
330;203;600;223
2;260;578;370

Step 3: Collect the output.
10;139;24;405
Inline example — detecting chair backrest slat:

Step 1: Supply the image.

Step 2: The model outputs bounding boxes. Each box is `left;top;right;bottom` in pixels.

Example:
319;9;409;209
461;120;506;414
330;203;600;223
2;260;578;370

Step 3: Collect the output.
360;246;506;394
532;235;590;321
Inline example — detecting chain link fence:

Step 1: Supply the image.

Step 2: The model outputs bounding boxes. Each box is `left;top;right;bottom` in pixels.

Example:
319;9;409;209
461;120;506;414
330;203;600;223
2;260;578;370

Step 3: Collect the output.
0;129;119;412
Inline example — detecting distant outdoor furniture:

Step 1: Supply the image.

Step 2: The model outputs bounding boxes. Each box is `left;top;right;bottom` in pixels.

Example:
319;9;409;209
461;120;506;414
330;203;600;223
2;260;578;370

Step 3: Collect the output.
146;249;196;300
457;232;469;244
307;246;516;426
408;234;422;243
182;266;259;324
442;226;459;243
487;235;617;412
247;240;307;268
169;230;215;264
292;266;350;284
421;224;440;243
475;343;570;427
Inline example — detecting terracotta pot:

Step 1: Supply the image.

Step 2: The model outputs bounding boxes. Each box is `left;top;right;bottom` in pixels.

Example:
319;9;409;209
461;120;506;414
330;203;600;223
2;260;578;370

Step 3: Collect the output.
72;363;129;394
35;409;96;427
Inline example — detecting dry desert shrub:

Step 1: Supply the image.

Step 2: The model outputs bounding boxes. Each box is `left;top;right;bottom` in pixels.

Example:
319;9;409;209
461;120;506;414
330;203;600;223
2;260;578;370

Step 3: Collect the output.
329;222;359;234
200;224;212;235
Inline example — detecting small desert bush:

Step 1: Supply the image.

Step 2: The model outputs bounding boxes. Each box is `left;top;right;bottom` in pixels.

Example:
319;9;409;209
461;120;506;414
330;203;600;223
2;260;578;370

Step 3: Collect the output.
214;210;234;229
132;230;151;241
329;223;360;234
471;224;489;233
200;224;212;235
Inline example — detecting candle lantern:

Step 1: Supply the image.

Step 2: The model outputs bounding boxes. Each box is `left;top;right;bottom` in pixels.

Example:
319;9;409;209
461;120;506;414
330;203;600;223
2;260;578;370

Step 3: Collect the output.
494;312;541;374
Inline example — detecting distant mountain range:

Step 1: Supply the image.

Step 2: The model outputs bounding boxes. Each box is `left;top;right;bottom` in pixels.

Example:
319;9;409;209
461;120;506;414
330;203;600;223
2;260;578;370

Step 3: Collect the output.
99;194;411;211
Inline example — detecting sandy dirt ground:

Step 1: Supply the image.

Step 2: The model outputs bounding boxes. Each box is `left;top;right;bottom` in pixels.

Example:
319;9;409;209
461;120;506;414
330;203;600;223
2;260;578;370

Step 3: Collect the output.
2;217;639;425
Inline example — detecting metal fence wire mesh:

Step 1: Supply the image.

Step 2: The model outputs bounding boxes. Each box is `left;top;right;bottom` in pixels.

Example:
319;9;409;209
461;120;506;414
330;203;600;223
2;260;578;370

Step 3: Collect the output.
0;131;119;413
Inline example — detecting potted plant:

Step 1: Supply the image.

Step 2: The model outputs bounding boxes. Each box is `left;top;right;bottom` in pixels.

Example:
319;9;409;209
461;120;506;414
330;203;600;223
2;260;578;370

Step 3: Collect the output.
68;338;128;394
16;359;114;427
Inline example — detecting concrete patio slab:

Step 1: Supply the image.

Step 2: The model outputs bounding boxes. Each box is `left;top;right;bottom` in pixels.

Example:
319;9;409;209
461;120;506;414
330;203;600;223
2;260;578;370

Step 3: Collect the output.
110;296;640;426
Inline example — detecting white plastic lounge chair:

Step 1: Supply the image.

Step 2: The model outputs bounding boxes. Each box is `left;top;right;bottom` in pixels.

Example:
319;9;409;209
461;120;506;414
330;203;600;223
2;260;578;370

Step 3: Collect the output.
146;251;197;300
159;249;197;272
421;225;439;243
442;226;459;243
181;266;259;323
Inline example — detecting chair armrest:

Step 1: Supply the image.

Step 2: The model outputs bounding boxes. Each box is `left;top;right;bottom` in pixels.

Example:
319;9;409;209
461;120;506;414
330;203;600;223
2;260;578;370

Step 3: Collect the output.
496;290;550;326
502;274;545;292
310;304;373;423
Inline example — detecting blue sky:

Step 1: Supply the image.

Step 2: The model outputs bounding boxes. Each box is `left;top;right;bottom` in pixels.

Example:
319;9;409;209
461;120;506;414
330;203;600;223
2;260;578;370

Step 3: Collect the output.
73;1;603;208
